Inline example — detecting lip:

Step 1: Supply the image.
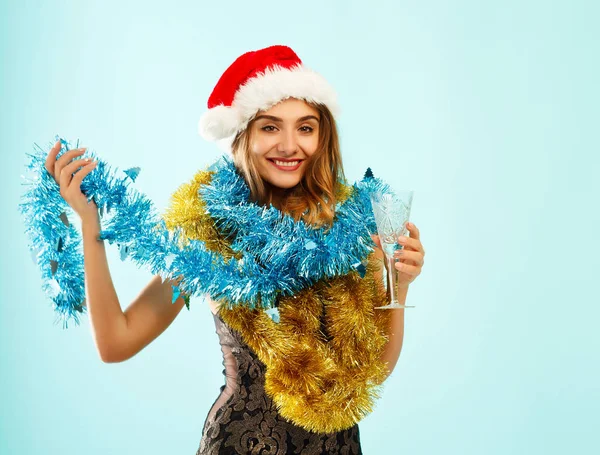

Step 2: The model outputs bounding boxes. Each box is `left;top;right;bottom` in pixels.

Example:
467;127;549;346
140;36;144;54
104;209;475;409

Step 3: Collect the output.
268;158;303;172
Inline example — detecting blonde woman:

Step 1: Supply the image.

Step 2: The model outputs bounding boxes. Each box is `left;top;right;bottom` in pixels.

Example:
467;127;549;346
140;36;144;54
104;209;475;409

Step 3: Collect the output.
43;45;425;454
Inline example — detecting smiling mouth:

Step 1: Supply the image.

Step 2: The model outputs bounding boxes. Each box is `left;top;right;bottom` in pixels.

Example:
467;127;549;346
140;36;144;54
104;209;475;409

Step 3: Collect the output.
269;159;302;167
267;158;303;171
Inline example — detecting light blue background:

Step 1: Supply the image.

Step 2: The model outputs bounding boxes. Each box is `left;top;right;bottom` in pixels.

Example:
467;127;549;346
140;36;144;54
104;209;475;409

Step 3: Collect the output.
1;0;598;453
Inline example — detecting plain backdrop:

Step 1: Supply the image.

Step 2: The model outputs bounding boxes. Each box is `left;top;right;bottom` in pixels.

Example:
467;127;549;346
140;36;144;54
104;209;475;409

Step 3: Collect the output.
1;0;598;454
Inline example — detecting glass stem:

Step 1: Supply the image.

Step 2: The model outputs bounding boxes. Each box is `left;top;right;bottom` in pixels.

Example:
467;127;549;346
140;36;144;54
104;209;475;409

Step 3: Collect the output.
386;255;399;304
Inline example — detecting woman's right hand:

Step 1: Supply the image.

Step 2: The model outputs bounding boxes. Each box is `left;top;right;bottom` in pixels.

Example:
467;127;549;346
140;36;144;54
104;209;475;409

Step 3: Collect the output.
44;140;99;221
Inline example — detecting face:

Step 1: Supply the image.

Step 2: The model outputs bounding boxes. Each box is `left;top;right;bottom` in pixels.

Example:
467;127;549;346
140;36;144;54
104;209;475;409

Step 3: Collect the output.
249;98;320;191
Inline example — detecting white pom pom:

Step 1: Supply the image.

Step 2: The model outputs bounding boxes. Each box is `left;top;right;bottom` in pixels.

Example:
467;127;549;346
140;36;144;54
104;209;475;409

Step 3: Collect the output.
198;105;244;141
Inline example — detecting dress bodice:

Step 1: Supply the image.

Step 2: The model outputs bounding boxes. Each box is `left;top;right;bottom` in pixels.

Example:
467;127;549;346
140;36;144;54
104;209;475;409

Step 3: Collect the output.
196;311;363;455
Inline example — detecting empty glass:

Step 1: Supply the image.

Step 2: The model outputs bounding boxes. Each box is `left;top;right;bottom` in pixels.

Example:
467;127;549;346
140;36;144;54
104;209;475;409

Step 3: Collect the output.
370;191;416;309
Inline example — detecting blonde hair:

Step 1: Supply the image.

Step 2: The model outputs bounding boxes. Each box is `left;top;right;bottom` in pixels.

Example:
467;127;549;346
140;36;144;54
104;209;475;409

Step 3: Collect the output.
231;101;345;229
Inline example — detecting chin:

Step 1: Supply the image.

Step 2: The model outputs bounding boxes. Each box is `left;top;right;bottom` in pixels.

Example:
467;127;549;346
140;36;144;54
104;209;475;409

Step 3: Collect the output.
266;174;302;189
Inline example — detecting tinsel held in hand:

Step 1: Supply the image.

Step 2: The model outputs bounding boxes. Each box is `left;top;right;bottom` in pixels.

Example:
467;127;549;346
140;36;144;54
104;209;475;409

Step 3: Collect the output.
19;136;395;433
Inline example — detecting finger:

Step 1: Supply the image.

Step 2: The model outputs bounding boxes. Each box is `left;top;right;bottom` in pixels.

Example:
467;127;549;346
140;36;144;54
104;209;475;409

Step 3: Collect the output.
407;222;420;240
63;156;94;177
59;157;92;192
395;261;419;275
407;223;425;255
393;249;424;266
397;234;422;252
55;147;87;168
399;224;425;254
44;140;63;174
54;148;86;182
70;160;97;188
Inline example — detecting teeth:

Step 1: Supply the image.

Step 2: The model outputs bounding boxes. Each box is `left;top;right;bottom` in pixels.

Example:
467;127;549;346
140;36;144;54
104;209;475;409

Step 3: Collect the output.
273;160;299;167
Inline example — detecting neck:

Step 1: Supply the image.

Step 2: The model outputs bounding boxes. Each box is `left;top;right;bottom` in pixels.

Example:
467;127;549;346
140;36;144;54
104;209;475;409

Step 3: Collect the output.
265;182;293;209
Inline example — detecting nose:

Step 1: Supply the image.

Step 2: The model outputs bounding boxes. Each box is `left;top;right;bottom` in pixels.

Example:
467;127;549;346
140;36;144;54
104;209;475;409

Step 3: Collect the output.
276;129;299;155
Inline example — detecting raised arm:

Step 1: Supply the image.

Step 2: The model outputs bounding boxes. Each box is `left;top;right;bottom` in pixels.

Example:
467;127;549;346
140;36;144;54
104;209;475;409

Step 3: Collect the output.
44;141;187;363
81;214;187;363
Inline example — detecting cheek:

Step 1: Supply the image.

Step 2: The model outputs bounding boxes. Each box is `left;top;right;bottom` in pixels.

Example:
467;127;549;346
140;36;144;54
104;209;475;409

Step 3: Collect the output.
250;135;274;155
301;137;319;156
249;140;271;177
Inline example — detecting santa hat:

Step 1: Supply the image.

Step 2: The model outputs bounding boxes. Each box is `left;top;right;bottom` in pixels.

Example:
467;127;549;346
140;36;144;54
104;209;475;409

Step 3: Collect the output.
198;45;340;152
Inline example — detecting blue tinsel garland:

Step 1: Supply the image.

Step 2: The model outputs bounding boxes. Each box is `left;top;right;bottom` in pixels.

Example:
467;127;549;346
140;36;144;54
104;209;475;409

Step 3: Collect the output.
19;136;393;328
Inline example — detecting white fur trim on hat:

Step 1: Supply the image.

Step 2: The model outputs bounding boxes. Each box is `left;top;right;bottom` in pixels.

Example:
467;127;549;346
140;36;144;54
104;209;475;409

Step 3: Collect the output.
198;104;244;142
198;63;339;143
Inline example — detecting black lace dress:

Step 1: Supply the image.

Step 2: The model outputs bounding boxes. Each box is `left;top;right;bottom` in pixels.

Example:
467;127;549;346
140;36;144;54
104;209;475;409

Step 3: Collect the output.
196;311;363;455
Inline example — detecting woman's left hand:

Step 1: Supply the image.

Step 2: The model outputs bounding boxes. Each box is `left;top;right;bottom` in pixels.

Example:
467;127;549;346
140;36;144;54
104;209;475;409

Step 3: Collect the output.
393;222;425;288
372;222;425;289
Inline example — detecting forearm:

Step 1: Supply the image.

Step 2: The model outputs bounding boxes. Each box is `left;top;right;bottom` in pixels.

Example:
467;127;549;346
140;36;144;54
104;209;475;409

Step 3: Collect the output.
81;213;127;361
380;285;407;378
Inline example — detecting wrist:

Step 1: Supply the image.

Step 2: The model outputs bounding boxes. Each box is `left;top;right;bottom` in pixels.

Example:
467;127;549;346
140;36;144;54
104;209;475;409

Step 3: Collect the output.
81;212;101;237
396;284;410;298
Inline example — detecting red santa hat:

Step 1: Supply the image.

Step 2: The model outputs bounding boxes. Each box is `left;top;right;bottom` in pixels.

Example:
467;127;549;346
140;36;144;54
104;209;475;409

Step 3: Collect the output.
198;45;340;151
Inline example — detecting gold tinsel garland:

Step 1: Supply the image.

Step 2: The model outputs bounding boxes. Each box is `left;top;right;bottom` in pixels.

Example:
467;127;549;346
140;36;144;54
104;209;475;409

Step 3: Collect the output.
162;169;392;434
161;169;241;261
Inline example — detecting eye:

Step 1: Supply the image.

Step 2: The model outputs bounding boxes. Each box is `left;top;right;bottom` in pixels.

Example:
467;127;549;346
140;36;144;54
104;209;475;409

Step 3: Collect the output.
261;125;314;133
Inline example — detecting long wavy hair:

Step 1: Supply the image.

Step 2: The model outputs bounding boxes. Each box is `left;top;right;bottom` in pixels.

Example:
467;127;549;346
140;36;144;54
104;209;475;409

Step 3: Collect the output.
231;101;344;229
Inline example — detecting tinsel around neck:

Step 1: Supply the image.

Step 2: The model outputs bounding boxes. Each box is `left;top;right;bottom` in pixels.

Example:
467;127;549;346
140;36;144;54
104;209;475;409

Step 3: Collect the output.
19;137;394;325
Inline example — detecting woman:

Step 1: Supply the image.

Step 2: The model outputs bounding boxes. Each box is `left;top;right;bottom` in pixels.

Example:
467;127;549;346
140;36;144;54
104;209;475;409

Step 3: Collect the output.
43;45;425;454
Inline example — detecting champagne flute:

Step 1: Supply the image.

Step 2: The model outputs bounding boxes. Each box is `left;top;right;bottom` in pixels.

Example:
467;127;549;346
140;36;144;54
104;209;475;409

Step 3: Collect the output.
370;191;416;309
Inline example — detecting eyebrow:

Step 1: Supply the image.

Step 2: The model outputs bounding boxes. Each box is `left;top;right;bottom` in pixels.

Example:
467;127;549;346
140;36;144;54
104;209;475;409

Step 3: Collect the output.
253;114;320;123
